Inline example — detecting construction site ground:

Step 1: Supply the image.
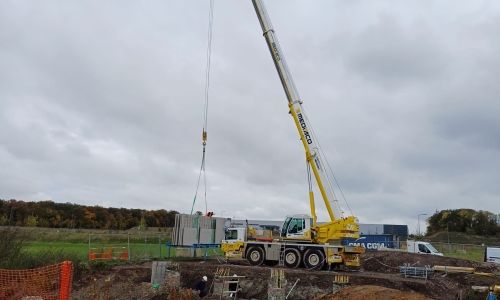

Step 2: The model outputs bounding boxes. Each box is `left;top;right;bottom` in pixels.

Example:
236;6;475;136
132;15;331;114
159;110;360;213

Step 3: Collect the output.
72;251;500;300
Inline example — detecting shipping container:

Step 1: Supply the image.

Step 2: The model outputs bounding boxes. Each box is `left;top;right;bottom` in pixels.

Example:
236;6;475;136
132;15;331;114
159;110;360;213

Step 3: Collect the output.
342;234;396;250
383;224;408;238
359;224;384;235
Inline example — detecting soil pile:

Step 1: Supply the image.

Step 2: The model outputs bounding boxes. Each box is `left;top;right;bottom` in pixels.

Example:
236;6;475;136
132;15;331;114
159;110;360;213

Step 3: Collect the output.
362;251;500;273
315;285;431;300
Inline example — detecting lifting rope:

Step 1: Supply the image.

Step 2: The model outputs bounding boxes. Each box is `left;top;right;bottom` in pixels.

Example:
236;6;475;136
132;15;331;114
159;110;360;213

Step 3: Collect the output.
191;0;215;215
302;106;354;217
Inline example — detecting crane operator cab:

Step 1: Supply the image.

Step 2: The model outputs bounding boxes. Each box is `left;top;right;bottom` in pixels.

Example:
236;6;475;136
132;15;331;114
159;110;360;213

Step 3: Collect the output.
281;215;313;241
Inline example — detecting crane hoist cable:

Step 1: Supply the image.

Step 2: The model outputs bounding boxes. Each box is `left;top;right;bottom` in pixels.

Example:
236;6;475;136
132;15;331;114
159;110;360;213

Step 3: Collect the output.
302;106;354;217
191;0;215;215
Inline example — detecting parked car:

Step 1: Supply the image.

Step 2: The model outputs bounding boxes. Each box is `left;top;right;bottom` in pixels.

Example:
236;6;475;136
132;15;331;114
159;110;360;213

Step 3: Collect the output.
407;240;443;256
484;246;500;264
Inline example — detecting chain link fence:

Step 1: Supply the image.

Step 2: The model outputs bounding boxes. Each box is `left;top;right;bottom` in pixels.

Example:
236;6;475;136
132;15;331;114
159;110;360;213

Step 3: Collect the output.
88;233;171;261
430;242;486;261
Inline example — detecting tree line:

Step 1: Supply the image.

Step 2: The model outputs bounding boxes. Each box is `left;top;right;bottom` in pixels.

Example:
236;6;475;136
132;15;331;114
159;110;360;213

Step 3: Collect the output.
426;208;499;236
0;199;179;230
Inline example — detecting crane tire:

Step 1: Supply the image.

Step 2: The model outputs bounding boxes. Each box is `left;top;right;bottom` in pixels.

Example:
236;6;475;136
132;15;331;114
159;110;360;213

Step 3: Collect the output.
304;248;325;270
284;248;301;268
246;246;265;266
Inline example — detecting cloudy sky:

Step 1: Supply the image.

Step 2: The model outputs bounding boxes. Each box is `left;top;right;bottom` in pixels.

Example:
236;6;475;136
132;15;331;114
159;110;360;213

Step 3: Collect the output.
1;0;499;233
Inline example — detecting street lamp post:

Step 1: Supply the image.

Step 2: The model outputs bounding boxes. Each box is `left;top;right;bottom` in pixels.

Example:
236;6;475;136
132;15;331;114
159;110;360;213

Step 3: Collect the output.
417;213;427;236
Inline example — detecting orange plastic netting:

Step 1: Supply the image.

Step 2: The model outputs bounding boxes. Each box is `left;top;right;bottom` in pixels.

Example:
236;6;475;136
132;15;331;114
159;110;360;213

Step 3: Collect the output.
0;261;73;300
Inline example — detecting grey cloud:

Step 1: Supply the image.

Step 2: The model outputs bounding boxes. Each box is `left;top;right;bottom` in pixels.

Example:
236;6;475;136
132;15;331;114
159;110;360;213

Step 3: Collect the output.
341;15;448;86
1;0;499;233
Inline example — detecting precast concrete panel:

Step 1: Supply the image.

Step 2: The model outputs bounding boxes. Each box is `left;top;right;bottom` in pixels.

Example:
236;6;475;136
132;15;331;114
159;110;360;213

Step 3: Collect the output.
214;218;226;243
199;229;215;244
182;228;198;246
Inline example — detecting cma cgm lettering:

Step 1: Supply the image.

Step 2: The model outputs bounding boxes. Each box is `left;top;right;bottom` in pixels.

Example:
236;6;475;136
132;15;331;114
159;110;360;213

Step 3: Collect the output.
343;234;397;250
348;242;387;250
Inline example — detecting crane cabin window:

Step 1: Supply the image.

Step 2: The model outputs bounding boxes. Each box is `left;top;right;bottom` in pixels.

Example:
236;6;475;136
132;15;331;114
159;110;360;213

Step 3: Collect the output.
288;218;305;234
225;229;238;240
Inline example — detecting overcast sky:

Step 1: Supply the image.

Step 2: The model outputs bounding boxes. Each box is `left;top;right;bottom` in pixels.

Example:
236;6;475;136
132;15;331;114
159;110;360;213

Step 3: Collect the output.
1;0;499;233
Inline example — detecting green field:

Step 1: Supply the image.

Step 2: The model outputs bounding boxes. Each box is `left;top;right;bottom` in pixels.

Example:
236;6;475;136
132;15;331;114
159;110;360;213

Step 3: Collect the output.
24;242;88;258
8;227;494;264
24;241;174;261
441;249;485;262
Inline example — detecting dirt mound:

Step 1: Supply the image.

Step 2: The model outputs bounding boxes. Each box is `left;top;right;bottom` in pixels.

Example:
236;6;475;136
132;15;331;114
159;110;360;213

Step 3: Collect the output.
362;251;500;273
315;285;431;300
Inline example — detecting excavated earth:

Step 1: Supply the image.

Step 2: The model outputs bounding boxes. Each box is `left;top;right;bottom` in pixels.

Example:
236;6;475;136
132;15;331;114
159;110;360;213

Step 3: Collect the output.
72;251;500;300
313;285;432;300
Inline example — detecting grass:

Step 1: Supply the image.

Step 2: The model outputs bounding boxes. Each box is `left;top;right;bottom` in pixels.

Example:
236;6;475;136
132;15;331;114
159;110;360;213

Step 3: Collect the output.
431;241;486;262
442;248;485;262
14;226;225;262
426;231;500;246
24;242;89;259
422;231;499;262
1;226;172;243
6;226;174;263
24;241;175;261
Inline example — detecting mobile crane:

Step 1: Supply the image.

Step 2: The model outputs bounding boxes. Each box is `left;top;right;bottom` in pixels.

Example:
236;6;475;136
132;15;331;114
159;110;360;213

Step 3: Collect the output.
221;0;363;269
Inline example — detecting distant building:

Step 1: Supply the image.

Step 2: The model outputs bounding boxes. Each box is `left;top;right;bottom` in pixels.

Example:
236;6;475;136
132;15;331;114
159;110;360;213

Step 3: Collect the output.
360;223;408;239
231;219;282;231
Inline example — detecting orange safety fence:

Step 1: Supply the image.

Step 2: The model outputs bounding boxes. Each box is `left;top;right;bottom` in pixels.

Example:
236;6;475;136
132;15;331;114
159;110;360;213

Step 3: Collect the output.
88;247;129;261
0;260;73;300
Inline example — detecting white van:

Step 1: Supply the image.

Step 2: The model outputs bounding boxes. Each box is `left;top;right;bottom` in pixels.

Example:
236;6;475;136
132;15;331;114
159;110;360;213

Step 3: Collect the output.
484;246;500;264
407;240;443;256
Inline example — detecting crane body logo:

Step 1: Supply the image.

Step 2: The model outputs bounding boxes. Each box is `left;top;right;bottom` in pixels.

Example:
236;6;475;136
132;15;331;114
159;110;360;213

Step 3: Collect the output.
297;113;313;144
271;42;280;61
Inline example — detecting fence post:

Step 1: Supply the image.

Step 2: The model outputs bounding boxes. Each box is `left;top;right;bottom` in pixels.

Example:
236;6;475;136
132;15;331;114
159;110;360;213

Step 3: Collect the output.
127;233;131;261
88;233;91;259
158;235;162;259
58;261;73;300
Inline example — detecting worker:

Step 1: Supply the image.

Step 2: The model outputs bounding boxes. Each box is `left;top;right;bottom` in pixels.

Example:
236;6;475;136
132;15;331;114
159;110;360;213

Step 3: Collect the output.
228;274;238;298
486;286;497;300
194;275;208;297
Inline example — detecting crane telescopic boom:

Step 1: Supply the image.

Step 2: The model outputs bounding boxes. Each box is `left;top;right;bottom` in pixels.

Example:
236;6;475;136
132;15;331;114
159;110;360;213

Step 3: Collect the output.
252;0;343;224
221;0;363;269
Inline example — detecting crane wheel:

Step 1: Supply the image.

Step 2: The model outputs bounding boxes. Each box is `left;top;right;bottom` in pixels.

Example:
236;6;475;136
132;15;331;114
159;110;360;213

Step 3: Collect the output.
246;247;265;266
284;248;301;268
304;248;325;270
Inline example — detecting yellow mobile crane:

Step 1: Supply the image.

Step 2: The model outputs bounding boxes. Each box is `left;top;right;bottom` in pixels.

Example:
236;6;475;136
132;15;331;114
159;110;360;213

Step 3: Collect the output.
221;0;363;269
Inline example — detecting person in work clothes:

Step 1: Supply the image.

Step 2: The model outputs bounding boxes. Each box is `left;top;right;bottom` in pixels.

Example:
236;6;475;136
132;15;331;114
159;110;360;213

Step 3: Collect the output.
194;275;208;297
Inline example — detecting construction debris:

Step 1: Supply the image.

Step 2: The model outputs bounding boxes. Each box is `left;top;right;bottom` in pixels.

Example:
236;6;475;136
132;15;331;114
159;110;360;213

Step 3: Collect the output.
314;285;433;300
399;264;433;279
433;265;475;274
268;269;287;300
333;275;349;285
